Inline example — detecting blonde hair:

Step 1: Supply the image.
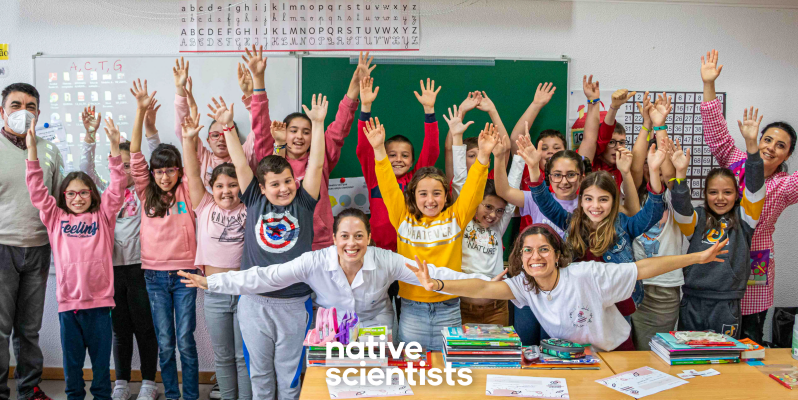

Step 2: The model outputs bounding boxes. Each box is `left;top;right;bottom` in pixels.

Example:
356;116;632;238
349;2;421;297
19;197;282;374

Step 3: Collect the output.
566;171;620;259
404;167;453;220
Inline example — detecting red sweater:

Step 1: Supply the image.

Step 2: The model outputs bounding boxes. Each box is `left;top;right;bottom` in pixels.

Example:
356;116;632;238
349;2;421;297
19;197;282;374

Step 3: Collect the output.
356;112;440;251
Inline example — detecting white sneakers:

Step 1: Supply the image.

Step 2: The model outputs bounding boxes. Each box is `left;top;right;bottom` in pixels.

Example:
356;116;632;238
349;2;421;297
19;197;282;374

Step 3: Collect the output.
136;380;159;400
209;382;222;399
112;381;130;400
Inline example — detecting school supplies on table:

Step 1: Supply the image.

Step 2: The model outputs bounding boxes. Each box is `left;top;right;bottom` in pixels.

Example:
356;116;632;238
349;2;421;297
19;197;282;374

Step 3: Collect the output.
650;332;746;366
677;368;721;379
540;338;586;359
769;372;798;390
595;366;689;399
442;325;522;369
521;345;601;370
485;375;569;399
738;338;766;360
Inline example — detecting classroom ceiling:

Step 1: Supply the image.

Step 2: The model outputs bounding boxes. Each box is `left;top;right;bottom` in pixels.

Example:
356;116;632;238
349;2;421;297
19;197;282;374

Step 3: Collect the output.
555;0;798;9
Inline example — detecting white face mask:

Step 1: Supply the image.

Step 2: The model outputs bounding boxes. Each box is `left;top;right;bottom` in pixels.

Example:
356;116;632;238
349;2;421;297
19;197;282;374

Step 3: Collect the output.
4;109;35;135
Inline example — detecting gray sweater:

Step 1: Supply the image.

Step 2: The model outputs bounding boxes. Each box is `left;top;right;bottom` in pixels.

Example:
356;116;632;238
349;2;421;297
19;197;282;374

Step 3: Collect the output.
671;151;765;300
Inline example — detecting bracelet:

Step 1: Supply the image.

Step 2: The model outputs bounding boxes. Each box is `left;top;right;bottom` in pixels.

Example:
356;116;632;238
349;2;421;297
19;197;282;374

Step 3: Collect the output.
434;279;445;292
640;125;651;133
653;125;668;131
253;88;265;92
274;143;287;154
587;98;600;105
669;178;684;184
610;105;620;110
222;125;234;132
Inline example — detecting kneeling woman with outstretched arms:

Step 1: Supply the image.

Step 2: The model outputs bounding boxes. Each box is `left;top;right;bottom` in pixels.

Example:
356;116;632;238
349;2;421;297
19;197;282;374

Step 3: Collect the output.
406;223;728;352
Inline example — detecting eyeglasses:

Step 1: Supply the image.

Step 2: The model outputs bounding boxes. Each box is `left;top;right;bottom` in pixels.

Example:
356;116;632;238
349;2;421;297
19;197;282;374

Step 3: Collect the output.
208;131;226;141
481;203;505;216
549;172;580;183
521;246;552;257
151;168;180;178
607;139;627;148
64;190;92;199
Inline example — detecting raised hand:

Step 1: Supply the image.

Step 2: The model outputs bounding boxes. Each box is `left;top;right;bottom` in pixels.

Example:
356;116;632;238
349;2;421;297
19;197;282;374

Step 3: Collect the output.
650;93;672;127
301;93;328;123
81;105;101;138
237;63;254;97
616;147;633;174
515;122;542;169
405;256;436;291
104;116;121;146
648;142;668;172
478;122;499;157
364;117;386;150
700;49;723;83
493;131;508;158
442;104;473;138
476;91;497;113
611;89;637;110
143;99;161;133
738;106;763;143
26;126;37;161
177;270;209;290
352;51;376;86
270;120;287;145
182;76;197;119
359;77;380;105
635;92;652;128
173;57;189;94
180;114;204;140
414;78;441;113
532;82;556;107
206;96;235;126
670;138;691;176
583;75;600;101
130;79;157;110
242;45;267;75
459;91;482;114
697;238;729;264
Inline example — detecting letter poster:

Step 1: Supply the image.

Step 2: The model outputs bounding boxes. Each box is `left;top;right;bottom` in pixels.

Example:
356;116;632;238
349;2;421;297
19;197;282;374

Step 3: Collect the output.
179;0;421;52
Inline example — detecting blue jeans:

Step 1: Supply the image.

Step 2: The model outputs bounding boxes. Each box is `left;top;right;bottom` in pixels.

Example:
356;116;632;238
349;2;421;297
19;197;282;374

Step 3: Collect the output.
144;269;199;400
512;304;550;346
397;298;461;351
59;307;113;400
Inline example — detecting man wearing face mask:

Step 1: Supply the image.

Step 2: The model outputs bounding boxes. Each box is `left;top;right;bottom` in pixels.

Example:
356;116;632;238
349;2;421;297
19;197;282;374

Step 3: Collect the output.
0;83;62;400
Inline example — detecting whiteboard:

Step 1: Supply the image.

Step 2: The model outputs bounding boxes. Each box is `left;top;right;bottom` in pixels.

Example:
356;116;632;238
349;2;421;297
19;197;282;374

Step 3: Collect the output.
33;54;298;179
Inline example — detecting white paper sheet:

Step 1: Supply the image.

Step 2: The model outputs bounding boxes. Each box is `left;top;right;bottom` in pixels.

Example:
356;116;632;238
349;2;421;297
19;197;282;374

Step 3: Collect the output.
486;375;569;399
595;366;688;399
327;373;413;399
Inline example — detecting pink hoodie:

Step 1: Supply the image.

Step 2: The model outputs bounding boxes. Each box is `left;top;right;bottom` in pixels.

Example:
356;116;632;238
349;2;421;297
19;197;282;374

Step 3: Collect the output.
130;151;198;271
26;155;125;312
253;92;359;250
174;94;258;191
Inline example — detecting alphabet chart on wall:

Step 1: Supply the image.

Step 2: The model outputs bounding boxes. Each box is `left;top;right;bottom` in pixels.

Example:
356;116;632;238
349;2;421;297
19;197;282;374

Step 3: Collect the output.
622;91;726;201
179;0;421;52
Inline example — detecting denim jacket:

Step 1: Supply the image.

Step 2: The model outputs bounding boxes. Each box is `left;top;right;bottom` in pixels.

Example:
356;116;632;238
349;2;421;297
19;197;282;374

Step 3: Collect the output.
529;182;666;306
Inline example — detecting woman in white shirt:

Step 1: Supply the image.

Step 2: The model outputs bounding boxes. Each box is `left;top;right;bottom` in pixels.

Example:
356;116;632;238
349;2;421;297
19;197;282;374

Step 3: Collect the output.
178;208;491;330
405;223;728;352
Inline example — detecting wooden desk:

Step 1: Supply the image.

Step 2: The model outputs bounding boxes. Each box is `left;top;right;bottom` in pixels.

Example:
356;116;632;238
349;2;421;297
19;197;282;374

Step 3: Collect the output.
299;352;623;399
598;349;798;399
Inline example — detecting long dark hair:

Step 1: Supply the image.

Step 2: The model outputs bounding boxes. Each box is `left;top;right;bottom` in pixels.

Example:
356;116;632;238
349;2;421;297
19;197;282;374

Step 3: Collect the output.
703;167;741;234
57;172;102;215
144;143;183;218
544;150;591;187
566;171;620;259
404;167;453;220
507;224;572;294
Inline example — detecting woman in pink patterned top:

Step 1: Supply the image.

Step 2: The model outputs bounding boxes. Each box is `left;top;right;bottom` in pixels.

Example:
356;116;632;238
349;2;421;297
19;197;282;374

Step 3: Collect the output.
700;50;798;343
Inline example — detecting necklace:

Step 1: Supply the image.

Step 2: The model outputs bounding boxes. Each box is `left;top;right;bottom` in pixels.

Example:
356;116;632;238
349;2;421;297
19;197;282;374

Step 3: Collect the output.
540;269;560;301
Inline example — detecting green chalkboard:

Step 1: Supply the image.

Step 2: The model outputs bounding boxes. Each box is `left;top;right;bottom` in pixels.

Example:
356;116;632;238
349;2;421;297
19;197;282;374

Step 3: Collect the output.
300;56;569;179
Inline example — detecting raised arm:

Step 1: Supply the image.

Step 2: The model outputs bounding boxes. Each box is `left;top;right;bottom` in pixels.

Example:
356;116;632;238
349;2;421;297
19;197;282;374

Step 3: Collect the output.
208;96;253;189
737;107;766;227
356;77;379;186
622;145;666;238
637;239;728;280
494;124;527;208
700;50;745;168
129;79;157;154
301;94;329;200
443;104;474;197
100;118;126;220
631;93;653;188
143;98;162;140
179;252;314;293
669;139;697;238
617;147;639;215
447;92;480;181
242;45;274;162
404;256;514;300
649;93;676;182
367;118;407;227
701;49;723;103
476;91;510;156
604;89;636;129
577;75;601;161
81;105;102;147
80;106;108;191
25;128;59;224
510;82;555;156
452;123;495;227
181;114;208;207
498;142;525;234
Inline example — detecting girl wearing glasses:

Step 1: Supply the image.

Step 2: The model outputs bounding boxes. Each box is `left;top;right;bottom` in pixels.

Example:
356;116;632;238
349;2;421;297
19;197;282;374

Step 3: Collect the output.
129;79;202;400
405;224;729;352
25;117;124;399
517;132;667;350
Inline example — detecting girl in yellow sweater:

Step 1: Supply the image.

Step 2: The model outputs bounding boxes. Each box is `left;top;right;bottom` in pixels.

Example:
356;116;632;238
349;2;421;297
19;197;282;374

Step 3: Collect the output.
364;117;497;350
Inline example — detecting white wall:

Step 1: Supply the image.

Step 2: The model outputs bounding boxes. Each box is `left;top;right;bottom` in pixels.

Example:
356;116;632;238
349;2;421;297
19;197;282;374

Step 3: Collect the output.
4;0;798;371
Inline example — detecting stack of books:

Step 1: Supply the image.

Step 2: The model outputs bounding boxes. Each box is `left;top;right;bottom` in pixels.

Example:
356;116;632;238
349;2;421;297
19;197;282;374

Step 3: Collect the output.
441;324;522;369
739;338;766;361
306;326;392;368
650;332;747;365
522;346;602;370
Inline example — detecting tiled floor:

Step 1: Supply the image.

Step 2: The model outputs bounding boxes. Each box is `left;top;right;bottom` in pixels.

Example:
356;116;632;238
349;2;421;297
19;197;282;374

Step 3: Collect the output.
8;379;214;400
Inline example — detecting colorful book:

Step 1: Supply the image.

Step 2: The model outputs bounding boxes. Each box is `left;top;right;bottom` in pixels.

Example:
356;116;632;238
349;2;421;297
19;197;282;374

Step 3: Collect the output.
738;338;766;360
443;326;521;342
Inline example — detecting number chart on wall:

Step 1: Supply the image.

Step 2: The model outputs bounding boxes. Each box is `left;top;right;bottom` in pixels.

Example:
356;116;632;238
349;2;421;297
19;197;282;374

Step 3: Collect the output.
623;91;726;201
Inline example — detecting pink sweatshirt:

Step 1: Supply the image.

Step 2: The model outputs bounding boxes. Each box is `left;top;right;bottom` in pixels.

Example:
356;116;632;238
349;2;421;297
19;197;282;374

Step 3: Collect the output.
174;94;258;191
253;93;359;250
130;151;198;271
26;155;125;312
